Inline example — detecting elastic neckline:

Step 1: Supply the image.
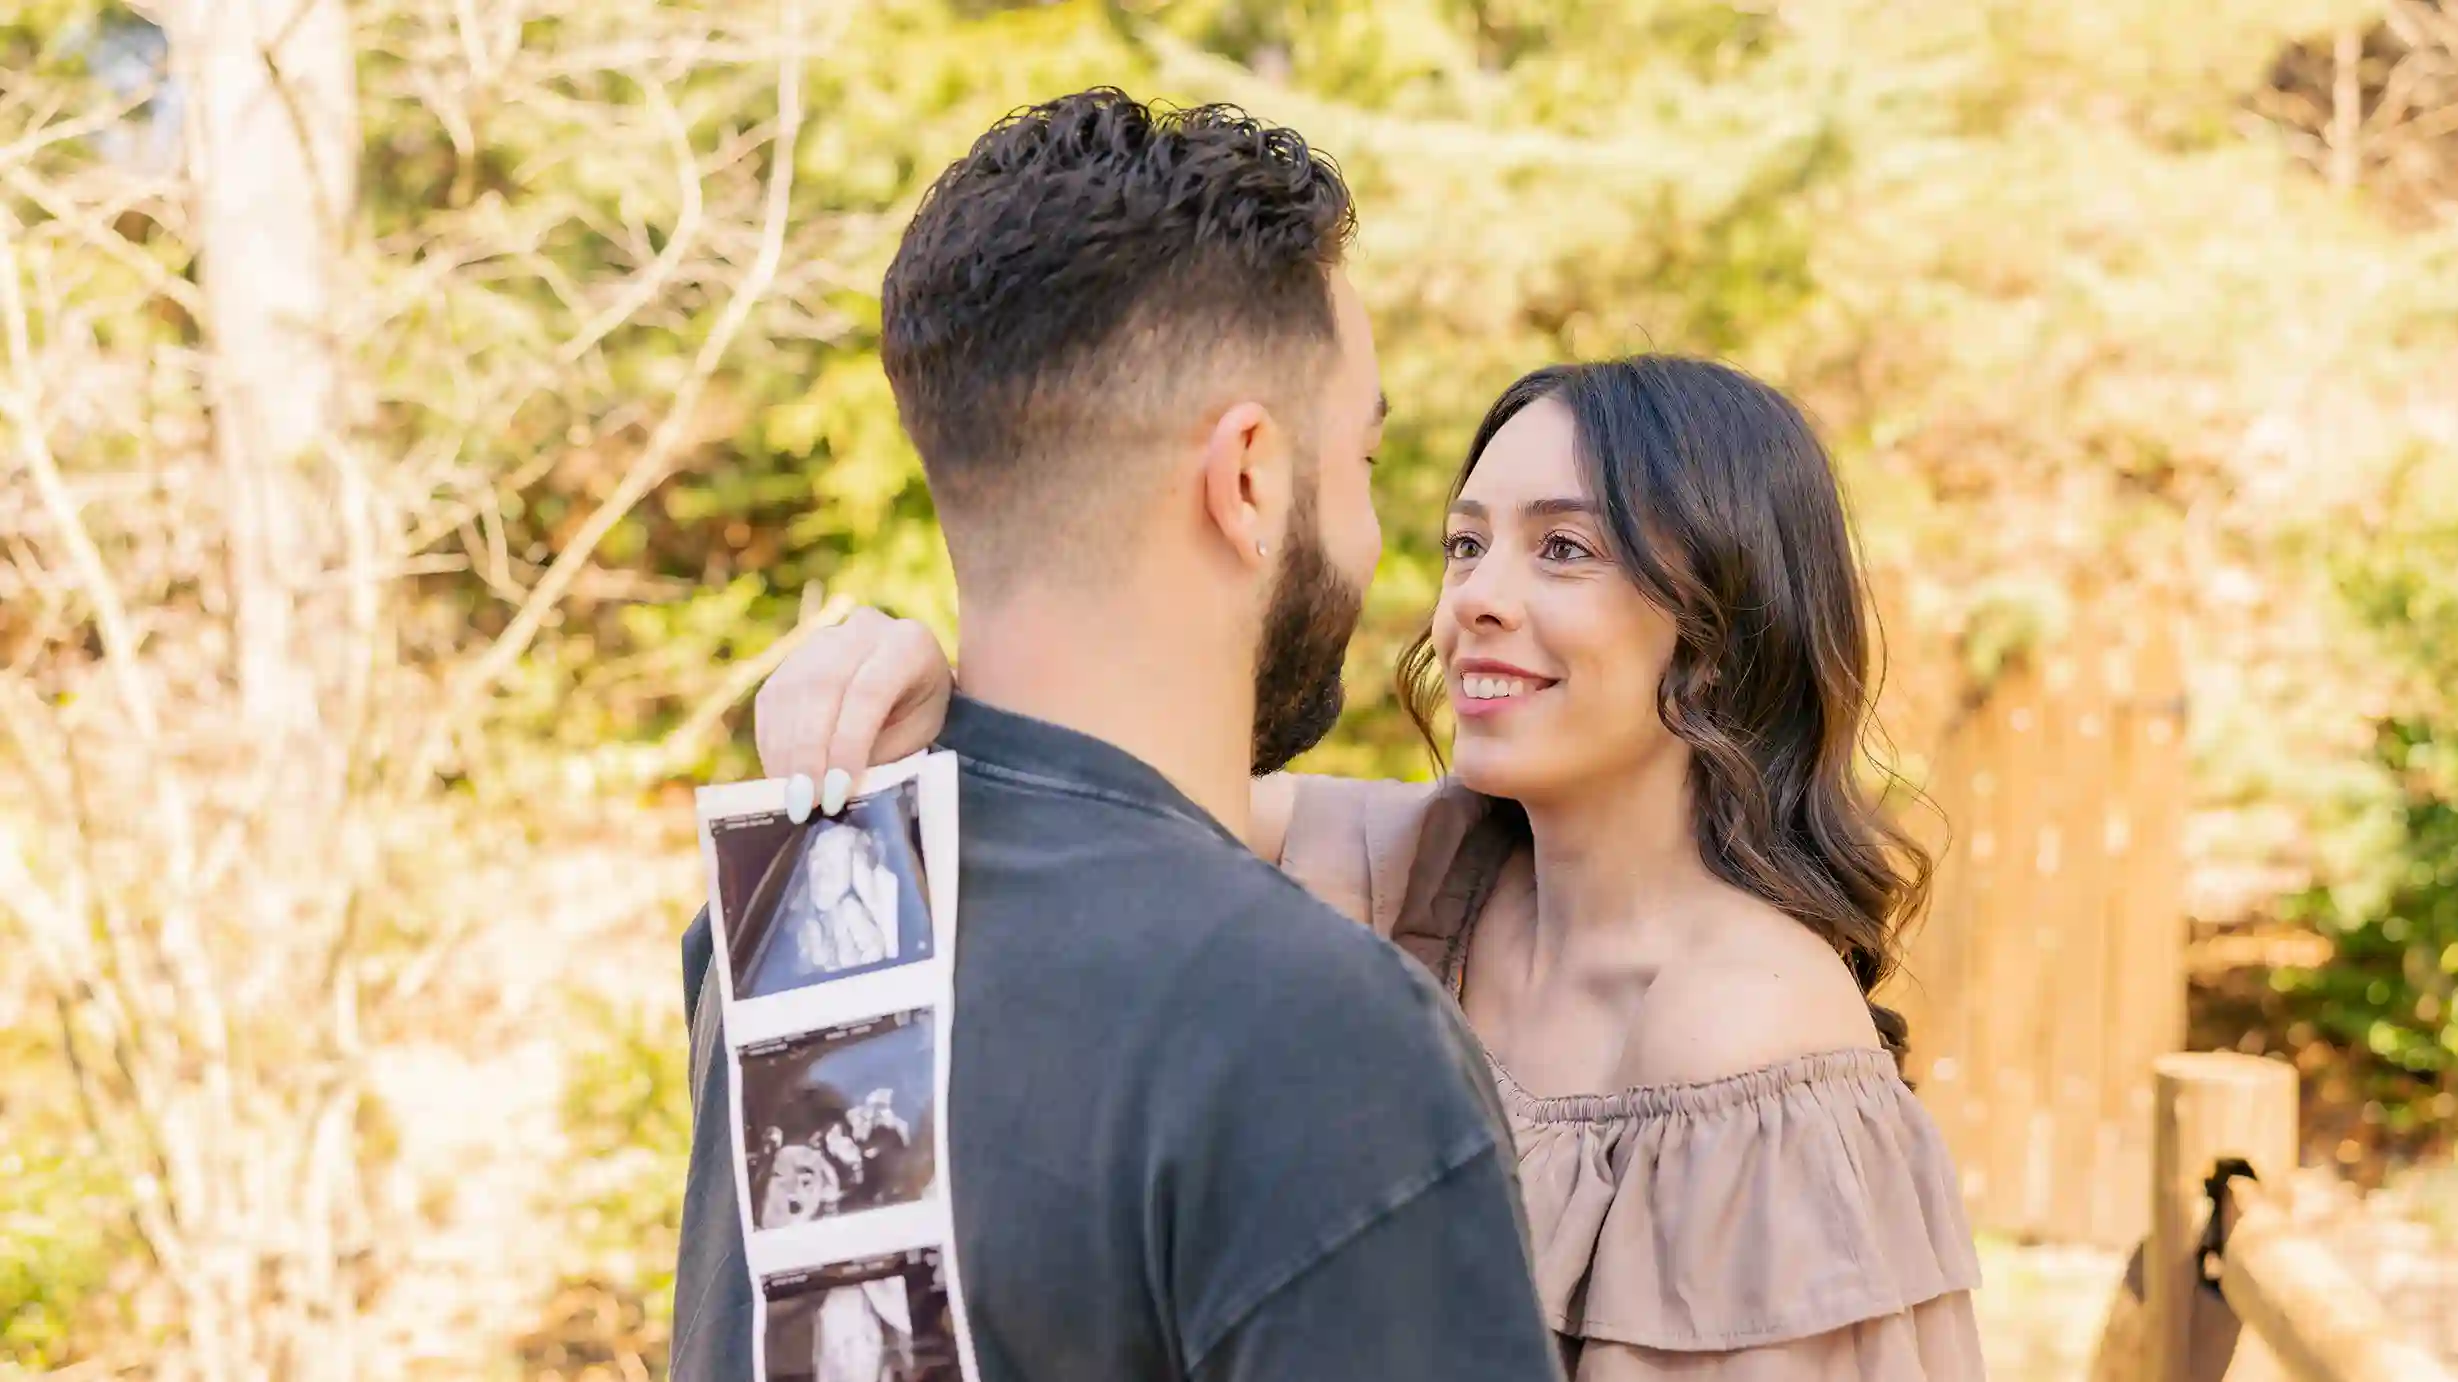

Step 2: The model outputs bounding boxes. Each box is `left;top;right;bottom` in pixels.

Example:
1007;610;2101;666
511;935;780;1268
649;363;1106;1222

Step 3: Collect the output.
1485;1045;1904;1125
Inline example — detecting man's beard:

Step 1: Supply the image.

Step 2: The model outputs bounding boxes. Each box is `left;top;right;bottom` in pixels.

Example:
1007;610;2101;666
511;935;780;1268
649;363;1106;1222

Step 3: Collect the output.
1250;485;1365;776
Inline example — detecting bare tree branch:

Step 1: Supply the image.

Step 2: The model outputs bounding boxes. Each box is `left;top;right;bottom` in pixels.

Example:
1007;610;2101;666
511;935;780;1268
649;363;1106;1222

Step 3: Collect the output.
410;0;818;786
2331;23;2364;190
0;208;162;744
645;589;853;777
5;167;205;318
556;75;705;364
0;84;163;175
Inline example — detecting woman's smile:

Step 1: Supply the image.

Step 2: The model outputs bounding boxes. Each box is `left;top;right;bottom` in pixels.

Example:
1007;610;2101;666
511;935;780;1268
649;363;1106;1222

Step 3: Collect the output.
1450;657;1559;718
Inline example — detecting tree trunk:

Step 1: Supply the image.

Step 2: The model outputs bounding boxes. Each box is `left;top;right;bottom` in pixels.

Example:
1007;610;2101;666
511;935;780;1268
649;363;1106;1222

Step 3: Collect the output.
186;0;357;738
174;3;362;1379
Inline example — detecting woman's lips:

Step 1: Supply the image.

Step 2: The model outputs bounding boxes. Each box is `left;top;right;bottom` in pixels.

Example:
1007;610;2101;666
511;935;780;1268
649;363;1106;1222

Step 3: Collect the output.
1450;662;1558;719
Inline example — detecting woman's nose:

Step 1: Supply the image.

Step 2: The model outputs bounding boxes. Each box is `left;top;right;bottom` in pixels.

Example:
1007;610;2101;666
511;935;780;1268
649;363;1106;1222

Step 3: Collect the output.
1450;554;1526;630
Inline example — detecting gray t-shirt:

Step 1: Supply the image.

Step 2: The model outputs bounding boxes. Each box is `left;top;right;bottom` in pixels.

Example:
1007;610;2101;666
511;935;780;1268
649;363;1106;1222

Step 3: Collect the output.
671;695;1563;1382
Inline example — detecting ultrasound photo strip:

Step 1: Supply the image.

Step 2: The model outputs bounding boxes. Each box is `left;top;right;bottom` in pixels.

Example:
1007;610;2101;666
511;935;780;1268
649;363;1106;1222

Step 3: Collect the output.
698;757;956;1045
758;1246;965;1382
739;1009;938;1236
694;752;979;1382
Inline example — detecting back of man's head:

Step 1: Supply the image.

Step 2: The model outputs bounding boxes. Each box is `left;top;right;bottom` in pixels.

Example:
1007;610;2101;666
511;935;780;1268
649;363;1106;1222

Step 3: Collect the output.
882;89;1357;590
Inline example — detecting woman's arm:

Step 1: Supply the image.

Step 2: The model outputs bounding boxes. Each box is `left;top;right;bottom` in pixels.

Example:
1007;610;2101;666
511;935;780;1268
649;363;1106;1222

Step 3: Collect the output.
750;608;1407;862
748;606;1453;938
1248;773;1299;863
754;610;953;817
1266;774;1450;933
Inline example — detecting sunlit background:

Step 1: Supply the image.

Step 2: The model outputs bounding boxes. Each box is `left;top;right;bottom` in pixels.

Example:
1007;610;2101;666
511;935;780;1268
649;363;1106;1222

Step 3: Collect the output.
3;0;2457;1377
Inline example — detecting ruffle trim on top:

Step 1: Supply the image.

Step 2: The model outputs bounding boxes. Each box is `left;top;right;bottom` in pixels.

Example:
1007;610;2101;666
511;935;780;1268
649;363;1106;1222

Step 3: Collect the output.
1497;1045;1982;1352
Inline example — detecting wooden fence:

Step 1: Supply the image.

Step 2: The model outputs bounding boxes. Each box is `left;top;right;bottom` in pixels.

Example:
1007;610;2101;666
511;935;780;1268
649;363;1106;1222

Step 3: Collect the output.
2088;1053;2454;1382
1875;596;2193;1247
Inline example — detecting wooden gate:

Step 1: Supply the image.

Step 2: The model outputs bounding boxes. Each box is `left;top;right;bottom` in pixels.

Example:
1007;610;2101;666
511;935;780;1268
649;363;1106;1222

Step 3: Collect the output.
1876;598;2191;1247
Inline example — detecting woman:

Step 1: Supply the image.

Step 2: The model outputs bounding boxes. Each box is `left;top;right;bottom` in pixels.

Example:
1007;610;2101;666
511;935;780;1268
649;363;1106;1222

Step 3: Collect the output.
760;355;1984;1379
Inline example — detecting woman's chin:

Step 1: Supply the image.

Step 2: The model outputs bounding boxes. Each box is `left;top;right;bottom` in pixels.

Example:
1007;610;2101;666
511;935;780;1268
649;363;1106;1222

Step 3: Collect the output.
1450;741;1558;802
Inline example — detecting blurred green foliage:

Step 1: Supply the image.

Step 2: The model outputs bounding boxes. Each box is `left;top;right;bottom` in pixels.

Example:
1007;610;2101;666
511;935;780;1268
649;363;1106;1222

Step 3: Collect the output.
2280;471;2458;1139
9;0;2458;1371
347;0;1880;783
2282;719;2458;1118
0;1147;122;1371
0;1019;134;1373
516;998;694;1381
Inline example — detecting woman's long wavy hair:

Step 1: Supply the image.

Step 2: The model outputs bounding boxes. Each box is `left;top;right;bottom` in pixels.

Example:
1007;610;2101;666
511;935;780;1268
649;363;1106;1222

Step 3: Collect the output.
1396;356;1933;1068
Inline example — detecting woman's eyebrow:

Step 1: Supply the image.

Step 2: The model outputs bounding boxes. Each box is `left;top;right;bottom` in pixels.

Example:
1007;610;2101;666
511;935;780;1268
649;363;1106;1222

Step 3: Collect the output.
1448;497;1595;521
1524;497;1596;519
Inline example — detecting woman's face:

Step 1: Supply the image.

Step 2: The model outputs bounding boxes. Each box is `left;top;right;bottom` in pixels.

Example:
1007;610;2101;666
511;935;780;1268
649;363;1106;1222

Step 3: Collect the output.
1431;398;1681;804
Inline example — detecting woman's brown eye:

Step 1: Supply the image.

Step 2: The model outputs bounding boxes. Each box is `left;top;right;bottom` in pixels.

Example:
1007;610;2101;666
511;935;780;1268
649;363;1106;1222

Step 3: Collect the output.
1442;533;1484;561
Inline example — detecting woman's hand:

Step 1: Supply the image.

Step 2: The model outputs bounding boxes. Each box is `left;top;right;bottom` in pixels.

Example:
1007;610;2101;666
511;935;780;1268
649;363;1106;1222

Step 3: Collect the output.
756;607;954;820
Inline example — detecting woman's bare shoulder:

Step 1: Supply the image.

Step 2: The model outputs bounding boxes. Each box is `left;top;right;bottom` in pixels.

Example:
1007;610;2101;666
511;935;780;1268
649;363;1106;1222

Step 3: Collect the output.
1249;774;1440;867
1621;906;1882;1088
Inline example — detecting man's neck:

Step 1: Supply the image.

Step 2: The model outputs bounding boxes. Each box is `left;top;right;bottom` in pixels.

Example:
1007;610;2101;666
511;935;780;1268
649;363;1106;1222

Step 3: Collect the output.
954;584;1256;841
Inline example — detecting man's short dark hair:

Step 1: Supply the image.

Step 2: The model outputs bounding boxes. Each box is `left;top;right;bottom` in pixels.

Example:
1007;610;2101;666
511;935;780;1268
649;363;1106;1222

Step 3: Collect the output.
882;88;1357;582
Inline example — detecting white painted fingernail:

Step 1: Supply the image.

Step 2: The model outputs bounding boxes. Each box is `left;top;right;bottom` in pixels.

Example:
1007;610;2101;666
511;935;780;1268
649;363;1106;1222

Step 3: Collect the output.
821;768;852;817
785;773;815;824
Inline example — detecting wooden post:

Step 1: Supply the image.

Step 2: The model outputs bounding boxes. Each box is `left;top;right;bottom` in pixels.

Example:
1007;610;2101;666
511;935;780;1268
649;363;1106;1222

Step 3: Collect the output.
2149;1054;2299;1382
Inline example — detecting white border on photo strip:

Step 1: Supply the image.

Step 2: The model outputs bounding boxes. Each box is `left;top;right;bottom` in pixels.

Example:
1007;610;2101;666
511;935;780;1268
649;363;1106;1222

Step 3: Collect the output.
743;1197;951;1280
699;751;979;1382
695;752;962;1043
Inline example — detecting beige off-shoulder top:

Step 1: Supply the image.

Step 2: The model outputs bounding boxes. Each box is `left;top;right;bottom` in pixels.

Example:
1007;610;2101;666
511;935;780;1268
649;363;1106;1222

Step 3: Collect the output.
1279;776;1987;1381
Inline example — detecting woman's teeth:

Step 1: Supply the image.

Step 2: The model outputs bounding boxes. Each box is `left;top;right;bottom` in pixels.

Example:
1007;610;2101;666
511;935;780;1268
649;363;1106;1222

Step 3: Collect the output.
1462;675;1535;700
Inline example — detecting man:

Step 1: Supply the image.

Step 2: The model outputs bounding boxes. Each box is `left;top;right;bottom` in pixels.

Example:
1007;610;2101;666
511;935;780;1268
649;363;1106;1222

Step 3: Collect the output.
672;89;1561;1381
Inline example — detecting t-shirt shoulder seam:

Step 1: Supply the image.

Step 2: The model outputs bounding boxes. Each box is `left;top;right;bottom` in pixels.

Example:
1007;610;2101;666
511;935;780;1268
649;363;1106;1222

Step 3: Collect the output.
1179;1130;1504;1374
959;753;1244;847
958;756;1368;908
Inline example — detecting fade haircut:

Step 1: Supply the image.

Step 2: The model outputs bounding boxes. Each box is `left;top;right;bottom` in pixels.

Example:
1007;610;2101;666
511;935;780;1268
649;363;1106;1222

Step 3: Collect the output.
881;88;1358;585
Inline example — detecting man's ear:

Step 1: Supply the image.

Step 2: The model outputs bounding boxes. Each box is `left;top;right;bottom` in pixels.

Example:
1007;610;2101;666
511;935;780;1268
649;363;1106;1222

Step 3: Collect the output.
1198;400;1289;570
